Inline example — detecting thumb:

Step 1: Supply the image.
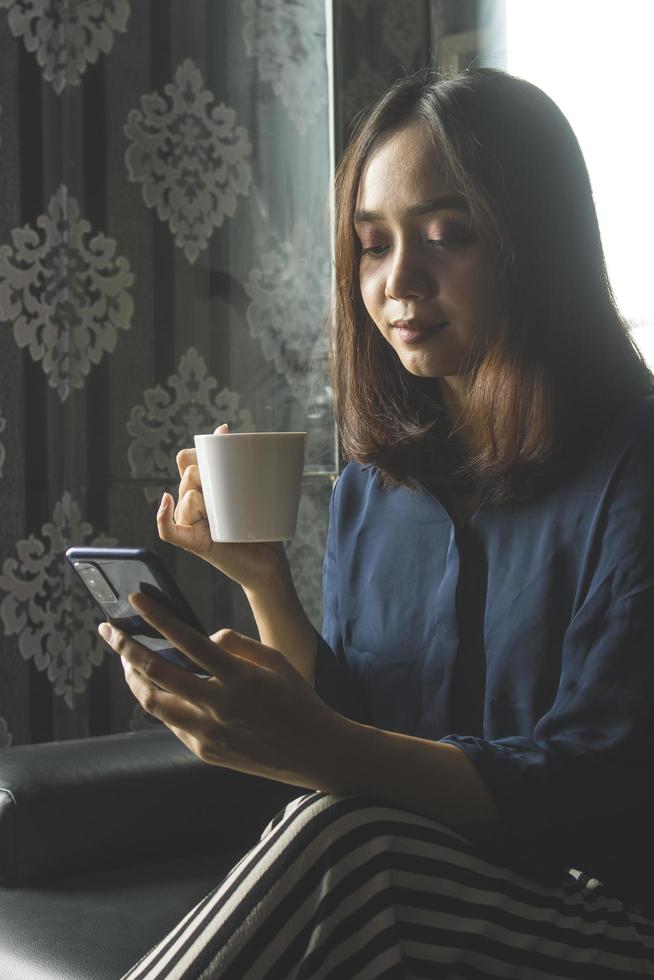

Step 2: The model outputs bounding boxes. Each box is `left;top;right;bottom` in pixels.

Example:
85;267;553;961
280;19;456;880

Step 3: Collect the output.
210;628;284;670
213;422;229;434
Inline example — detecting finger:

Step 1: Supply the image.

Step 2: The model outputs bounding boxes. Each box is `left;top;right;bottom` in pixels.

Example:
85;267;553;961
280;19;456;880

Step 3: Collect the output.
124;665;209;733
174;462;203;523
174;487;206;527
175;423;228;477
177;463;202;505
207;627;285;671
157;493;206;551
157;492;204;550
176;447;197;479
128;591;239;678
99;622;218;701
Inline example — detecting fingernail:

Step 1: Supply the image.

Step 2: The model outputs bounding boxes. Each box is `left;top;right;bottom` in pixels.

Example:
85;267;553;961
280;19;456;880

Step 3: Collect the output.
98;623;111;641
158;492;169;512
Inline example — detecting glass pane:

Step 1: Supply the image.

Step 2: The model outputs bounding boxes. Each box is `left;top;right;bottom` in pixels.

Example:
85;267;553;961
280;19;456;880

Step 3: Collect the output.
437;0;654;369
0;0;336;742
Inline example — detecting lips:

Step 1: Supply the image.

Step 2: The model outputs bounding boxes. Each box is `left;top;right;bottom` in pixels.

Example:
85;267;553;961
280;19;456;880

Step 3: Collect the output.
392;319;447;343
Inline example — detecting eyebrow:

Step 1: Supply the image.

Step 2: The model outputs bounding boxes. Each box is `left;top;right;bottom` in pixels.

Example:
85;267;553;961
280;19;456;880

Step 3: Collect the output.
354;194;470;224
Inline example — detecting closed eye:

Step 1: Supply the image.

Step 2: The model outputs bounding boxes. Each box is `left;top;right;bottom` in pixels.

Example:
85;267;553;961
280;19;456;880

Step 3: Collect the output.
361;245;387;256
429;233;475;249
360;236;472;258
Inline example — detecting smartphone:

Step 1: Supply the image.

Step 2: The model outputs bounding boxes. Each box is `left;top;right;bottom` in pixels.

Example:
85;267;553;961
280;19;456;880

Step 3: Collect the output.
65;547;211;677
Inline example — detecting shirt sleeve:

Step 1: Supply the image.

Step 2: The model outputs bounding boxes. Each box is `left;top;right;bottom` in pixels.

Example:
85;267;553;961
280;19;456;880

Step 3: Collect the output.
441;432;654;870
313;474;370;726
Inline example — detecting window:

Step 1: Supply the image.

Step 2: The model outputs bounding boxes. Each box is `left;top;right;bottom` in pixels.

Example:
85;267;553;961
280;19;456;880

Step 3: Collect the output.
499;0;654;366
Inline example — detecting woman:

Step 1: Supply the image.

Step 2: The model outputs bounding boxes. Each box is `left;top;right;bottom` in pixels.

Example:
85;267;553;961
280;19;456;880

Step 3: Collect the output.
104;68;654;978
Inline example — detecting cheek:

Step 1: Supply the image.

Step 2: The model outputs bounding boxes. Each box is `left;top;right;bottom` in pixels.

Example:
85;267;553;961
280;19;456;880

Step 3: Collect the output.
359;267;383;319
459;255;504;317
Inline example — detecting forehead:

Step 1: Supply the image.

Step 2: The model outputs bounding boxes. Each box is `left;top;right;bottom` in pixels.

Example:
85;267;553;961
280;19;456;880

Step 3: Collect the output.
356;119;458;213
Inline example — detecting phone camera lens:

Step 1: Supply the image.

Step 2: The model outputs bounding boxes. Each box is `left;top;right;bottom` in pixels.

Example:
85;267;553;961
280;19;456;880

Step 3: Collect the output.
73;562;118;604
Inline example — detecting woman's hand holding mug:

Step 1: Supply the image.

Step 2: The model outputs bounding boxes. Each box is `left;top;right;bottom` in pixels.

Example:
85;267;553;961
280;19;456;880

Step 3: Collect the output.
157;423;289;594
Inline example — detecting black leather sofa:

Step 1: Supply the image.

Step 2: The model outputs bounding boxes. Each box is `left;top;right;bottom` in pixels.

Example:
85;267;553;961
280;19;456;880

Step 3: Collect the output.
0;728;301;980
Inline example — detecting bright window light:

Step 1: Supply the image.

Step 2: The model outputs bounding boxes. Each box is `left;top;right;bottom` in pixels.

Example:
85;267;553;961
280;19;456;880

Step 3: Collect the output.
503;0;654;367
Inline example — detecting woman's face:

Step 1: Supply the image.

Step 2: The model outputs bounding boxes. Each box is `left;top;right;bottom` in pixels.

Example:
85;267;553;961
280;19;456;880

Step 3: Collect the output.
355;119;505;396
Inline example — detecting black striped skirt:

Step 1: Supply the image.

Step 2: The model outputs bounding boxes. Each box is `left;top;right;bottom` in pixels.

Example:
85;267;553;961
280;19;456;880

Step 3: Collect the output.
121;792;654;979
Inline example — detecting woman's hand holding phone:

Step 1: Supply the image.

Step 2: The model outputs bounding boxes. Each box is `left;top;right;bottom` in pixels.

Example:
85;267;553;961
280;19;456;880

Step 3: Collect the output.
98;590;348;790
158;423;290;595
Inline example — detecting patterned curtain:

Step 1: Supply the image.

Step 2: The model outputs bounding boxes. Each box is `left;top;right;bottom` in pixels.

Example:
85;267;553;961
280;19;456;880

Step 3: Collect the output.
0;0;451;748
0;0;339;745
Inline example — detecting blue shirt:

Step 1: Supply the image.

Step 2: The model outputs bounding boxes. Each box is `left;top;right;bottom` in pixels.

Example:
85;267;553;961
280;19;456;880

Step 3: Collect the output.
314;393;654;909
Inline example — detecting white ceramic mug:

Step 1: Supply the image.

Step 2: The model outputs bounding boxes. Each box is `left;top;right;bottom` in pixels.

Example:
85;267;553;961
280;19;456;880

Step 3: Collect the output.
194;432;307;542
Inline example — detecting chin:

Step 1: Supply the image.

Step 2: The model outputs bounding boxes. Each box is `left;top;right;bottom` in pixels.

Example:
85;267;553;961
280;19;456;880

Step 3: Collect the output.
398;354;444;379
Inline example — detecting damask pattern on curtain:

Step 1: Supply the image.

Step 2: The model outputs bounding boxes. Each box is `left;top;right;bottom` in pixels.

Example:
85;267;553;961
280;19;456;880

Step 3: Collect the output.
0;0;451;748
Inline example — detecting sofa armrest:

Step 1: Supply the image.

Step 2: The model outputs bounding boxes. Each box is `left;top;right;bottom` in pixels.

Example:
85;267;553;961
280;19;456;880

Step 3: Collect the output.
0;728;300;886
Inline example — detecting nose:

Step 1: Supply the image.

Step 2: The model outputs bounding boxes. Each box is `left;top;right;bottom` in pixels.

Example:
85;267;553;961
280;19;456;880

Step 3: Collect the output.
384;242;433;301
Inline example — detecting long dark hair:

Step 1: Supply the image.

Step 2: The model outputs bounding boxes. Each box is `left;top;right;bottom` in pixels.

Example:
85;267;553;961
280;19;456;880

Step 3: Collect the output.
329;67;654;506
